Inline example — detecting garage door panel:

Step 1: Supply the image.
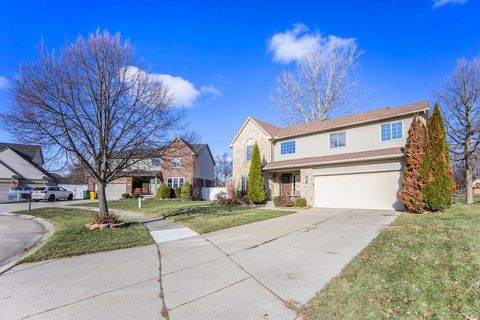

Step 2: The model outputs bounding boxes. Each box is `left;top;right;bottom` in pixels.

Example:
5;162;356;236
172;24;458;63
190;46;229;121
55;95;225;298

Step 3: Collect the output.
314;171;403;211
105;183;126;200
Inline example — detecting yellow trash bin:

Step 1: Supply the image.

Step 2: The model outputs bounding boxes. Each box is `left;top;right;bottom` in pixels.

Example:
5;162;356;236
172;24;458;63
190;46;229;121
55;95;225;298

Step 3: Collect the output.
89;192;97;200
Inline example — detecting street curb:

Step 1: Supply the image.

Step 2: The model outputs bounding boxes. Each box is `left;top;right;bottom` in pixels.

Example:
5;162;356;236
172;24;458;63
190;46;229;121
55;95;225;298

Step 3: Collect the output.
0;213;55;274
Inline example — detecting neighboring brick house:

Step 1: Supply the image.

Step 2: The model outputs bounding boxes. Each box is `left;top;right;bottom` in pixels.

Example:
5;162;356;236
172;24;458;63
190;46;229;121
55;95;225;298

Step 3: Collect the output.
230;101;430;210
473;178;480;195
0;143;57;191
89;137;215;199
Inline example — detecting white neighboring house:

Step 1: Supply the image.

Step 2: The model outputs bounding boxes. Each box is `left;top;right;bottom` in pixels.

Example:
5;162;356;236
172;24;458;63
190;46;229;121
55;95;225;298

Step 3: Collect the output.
231;101;430;211
0;143;57;191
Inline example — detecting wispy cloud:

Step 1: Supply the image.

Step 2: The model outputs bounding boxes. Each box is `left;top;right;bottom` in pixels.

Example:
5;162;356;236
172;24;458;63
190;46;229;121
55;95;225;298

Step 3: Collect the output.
268;23;355;64
200;85;222;103
0;76;10;89
432;0;467;8
200;85;222;96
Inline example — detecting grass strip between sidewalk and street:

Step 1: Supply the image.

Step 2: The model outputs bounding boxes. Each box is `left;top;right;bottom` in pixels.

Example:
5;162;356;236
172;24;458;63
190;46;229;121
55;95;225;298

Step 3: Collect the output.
301;204;480;320
16;207;153;263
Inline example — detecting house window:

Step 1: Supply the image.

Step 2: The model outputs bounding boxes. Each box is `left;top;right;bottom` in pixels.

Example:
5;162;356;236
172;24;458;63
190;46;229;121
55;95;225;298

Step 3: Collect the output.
329;131;347;148
280;140;296;155
381;121;403;141
241;176;248;192
246;145;254;161
151;158;161;166
172;157;182;169
167;177;185;188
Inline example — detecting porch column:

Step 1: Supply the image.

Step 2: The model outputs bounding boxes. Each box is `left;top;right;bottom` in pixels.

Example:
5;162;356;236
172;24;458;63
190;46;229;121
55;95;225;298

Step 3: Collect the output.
154;176;158;192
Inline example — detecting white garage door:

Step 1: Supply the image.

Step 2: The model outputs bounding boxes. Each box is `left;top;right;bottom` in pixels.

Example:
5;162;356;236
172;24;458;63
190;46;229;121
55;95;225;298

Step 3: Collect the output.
314;170;403;210
104;183;126;200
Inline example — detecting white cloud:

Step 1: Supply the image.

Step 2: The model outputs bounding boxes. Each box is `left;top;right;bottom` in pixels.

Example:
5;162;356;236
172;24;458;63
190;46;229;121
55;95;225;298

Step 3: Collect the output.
433;0;467;8
126;66;200;107
268;24;355;64
0;76;10;89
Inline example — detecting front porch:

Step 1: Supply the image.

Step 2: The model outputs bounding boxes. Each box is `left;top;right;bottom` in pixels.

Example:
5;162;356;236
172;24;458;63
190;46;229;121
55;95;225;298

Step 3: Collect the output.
270;171;301;199
125;171;163;195
266;168;314;205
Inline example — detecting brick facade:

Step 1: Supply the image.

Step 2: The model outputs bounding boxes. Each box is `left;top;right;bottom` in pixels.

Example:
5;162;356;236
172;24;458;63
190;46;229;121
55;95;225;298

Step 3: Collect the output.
231;119;272;197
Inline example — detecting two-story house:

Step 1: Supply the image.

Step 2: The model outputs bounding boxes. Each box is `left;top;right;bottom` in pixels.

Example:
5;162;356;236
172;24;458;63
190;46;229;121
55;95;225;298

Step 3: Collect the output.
91;137;215;199
0;143;57;191
230;101;430;210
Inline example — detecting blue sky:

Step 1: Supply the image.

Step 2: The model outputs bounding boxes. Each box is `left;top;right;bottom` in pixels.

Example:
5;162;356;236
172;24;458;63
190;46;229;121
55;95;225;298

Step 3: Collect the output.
0;0;479;158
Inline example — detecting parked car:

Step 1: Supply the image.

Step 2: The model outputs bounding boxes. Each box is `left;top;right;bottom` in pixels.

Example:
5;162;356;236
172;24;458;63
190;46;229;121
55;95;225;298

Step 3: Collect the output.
32;186;74;202
8;186;33;200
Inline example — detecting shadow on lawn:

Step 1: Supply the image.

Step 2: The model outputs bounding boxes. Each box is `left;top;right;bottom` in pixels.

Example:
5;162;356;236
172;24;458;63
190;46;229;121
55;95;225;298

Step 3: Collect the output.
162;204;250;219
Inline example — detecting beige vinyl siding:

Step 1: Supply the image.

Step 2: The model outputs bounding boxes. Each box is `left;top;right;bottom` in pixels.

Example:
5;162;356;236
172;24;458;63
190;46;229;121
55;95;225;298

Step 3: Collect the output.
194;147;215;181
273;116;413;162
0;148;46;180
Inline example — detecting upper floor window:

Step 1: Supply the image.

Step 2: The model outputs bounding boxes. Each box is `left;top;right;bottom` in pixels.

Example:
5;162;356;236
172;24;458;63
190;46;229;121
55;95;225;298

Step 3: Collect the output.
172;157;182;169
280;140;296;155
330;131;346;148
151;158;161;166
246;145;254;161
381;121;403;141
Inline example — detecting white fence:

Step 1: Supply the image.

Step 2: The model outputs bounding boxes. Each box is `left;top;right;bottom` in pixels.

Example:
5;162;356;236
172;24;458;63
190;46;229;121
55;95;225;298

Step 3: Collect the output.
59;184;88;199
201;187;227;200
0;191;27;203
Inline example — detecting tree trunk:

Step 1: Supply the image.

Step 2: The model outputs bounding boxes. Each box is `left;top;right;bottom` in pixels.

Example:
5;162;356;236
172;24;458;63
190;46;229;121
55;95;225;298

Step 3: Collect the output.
465;158;474;205
97;182;109;215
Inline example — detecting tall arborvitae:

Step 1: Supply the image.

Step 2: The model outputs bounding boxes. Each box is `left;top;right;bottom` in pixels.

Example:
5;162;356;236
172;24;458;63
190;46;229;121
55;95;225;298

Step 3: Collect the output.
399;116;426;213
422;104;454;211
248;143;267;203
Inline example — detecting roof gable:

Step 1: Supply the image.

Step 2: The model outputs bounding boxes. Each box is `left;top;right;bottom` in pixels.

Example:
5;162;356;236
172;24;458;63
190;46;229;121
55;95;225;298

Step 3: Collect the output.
230;117;279;147
0;143;43;164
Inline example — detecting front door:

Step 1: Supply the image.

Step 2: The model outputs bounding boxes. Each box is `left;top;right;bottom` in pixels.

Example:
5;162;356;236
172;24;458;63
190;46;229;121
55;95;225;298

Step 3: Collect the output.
280;174;292;196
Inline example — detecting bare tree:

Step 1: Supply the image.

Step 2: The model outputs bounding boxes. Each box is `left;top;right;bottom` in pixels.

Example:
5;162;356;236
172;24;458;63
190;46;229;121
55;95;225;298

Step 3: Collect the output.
214;153;232;187
272;41;363;125
2;30;185;219
437;57;480;205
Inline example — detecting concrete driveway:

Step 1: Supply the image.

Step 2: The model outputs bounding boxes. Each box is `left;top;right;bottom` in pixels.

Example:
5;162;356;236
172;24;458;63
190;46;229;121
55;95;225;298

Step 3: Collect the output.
159;208;398;319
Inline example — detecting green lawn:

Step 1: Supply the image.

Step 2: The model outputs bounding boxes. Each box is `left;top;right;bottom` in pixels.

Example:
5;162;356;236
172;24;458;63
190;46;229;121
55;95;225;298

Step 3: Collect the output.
301;204;480;320
75;200;295;234
17;208;153;263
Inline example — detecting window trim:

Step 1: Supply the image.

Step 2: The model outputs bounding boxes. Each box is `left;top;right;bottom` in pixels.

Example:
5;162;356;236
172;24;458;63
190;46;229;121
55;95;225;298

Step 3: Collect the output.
172;157;182;169
280;140;296;156
151;158;161;167
167;177;185;188
241;176;248;192
329;131;347;149
246;144;254;162
379;121;404;142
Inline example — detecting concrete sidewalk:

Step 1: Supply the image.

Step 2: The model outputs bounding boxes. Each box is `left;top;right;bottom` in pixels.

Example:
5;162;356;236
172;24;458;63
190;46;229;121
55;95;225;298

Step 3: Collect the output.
0;245;162;320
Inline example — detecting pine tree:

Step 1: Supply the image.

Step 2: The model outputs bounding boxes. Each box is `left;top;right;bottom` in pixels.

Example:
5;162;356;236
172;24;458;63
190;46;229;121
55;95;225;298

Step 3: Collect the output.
422;104;454;211
399;116;426;213
248;143;266;203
